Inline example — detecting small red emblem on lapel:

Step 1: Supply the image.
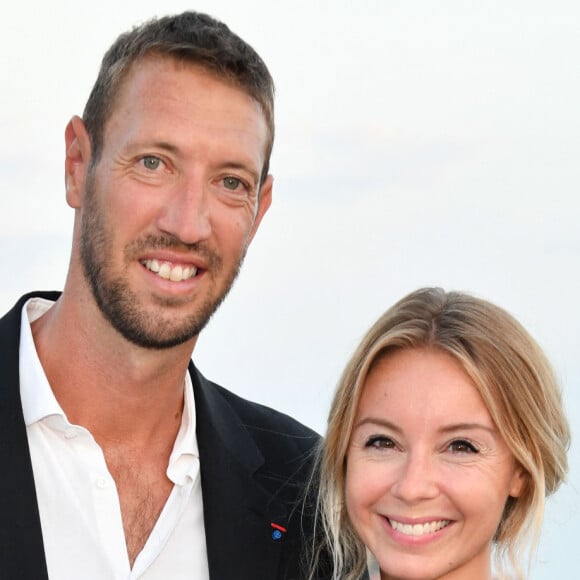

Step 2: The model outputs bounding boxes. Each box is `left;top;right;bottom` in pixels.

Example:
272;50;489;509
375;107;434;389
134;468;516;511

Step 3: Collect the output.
270;522;287;541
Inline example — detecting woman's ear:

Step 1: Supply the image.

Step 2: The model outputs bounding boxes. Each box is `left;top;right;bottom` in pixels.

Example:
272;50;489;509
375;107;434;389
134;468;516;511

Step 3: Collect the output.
509;464;527;499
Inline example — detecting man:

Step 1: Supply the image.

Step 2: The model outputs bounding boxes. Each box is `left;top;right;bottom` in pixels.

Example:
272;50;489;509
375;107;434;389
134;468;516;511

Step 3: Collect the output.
0;12;319;579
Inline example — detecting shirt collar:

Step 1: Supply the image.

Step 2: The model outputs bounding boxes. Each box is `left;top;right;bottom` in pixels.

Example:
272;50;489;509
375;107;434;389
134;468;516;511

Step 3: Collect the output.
167;371;199;485
20;297;65;426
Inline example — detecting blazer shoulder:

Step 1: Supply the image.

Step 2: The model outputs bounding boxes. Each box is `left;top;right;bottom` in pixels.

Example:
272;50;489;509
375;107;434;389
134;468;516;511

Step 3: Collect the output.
203;373;319;447
190;364;321;481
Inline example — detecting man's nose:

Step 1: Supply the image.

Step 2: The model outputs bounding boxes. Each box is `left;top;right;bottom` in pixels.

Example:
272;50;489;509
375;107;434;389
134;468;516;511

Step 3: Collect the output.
156;177;212;244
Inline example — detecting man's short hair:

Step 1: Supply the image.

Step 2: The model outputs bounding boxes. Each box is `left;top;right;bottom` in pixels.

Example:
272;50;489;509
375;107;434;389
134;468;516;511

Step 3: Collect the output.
82;11;275;183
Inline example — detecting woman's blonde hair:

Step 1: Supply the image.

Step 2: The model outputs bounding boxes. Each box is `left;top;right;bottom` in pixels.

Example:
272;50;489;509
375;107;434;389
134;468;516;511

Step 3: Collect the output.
311;288;570;580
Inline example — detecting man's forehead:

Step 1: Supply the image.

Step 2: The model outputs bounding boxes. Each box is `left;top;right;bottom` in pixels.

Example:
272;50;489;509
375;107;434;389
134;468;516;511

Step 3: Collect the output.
109;54;266;127
119;54;247;103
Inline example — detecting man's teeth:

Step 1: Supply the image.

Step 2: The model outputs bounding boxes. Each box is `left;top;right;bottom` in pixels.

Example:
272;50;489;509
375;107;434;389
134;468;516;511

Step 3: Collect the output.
142;259;198;281
388;519;450;536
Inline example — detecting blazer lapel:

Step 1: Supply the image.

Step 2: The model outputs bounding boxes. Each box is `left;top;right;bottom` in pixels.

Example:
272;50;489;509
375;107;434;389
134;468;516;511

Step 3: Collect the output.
191;364;289;580
0;292;56;579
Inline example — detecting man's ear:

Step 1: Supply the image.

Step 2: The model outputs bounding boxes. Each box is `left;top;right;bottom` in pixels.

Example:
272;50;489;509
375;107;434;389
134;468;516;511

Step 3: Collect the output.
65;115;92;209
247;174;273;245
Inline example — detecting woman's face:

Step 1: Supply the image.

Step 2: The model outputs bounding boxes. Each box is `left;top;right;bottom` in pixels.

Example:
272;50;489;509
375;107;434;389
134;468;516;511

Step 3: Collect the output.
345;348;524;580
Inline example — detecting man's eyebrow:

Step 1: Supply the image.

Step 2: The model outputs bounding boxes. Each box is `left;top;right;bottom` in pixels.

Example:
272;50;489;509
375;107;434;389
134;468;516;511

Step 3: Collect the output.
152;141;180;154
126;140;180;155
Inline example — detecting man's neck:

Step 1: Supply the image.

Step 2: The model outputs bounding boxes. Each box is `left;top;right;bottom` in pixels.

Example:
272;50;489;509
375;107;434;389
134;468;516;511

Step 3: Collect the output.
29;290;196;447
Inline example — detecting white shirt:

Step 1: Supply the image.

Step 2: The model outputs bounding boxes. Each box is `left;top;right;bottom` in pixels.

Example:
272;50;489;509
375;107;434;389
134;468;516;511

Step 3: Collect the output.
19;297;209;579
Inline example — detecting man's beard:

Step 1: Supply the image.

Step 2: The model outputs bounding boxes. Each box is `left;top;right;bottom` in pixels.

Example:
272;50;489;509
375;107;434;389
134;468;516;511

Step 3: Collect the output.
79;175;245;349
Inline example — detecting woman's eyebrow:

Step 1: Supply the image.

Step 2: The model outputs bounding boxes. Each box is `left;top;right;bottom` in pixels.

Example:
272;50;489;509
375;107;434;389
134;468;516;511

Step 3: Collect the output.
353;417;401;433
353;418;497;436
438;422;497;435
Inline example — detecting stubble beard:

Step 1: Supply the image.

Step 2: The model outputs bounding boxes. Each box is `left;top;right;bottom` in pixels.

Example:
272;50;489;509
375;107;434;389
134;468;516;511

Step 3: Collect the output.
79;173;245;349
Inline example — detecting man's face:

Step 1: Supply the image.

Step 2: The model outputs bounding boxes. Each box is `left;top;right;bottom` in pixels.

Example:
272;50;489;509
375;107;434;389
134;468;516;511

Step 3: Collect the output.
76;56;272;349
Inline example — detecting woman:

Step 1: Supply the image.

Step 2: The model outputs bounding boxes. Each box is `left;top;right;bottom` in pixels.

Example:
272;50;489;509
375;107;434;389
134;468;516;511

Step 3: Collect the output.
311;288;570;579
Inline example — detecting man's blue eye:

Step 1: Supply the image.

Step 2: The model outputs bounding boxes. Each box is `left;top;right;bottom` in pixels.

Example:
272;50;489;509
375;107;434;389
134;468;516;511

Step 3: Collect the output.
142;157;161;170
223;177;241;190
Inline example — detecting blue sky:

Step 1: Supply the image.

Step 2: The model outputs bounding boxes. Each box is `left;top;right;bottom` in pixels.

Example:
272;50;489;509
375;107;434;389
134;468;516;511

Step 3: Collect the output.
1;1;578;577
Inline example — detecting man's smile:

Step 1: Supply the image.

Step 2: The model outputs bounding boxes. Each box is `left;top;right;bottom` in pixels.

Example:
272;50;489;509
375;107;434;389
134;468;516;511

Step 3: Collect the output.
141;259;199;282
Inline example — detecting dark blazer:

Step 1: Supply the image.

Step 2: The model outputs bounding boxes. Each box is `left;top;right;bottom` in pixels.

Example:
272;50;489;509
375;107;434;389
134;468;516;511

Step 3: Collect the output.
0;292;321;579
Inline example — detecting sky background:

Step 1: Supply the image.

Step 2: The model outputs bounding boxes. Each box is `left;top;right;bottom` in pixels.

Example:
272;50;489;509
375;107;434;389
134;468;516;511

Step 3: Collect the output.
1;1;578;577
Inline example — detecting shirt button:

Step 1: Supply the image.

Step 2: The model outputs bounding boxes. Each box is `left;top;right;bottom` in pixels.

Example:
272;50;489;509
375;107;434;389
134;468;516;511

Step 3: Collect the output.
96;477;107;489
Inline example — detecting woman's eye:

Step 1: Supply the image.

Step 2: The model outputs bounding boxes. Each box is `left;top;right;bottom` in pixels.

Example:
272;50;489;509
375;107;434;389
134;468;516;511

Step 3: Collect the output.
449;439;479;454
365;436;395;450
223;177;243;190
142;156;162;170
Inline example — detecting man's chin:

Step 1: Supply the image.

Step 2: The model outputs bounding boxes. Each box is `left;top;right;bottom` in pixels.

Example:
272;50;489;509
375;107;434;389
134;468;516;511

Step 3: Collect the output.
110;318;201;350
